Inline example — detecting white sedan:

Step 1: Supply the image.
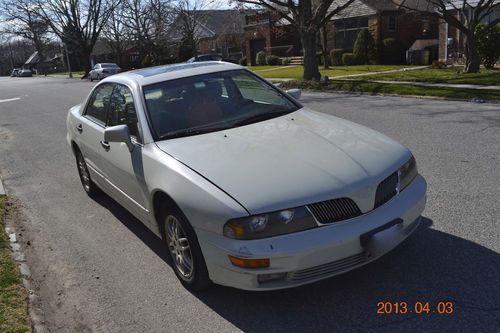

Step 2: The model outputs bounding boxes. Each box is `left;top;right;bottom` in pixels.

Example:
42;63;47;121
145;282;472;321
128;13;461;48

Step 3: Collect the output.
89;63;121;81
66;62;426;291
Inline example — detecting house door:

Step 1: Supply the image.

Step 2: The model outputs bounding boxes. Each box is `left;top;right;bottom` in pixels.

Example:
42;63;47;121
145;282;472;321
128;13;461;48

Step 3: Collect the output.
250;39;266;65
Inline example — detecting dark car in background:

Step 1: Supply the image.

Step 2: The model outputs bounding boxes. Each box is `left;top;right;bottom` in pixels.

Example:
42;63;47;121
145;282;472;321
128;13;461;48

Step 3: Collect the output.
19;69;33;77
11;68;20;77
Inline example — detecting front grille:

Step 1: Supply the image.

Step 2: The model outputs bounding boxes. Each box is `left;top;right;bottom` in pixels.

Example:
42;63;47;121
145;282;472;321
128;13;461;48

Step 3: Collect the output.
291;252;370;281
374;172;398;209
307;198;361;224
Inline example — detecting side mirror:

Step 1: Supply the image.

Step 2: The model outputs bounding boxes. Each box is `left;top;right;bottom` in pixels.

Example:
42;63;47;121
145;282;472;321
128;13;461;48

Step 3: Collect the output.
104;124;134;152
286;89;301;101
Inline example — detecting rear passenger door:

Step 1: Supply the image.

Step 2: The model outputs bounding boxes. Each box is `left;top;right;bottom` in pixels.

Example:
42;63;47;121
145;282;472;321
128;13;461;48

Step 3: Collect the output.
77;83;114;186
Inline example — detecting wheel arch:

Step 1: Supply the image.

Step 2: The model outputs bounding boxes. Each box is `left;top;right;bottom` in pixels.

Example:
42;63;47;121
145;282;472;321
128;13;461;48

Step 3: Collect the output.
151;190;185;232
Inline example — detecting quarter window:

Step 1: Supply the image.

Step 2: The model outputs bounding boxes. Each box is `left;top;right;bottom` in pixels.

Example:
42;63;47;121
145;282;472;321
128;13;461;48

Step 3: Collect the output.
85;84;114;125
107;85;140;139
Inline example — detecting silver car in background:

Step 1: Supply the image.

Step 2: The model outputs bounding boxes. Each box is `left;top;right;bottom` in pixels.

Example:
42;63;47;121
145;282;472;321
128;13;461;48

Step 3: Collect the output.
67;62;426;291
89;63;121;81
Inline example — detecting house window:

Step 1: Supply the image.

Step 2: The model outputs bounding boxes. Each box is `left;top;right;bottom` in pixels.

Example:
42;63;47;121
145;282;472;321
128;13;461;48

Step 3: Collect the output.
334;17;369;50
388;16;397;31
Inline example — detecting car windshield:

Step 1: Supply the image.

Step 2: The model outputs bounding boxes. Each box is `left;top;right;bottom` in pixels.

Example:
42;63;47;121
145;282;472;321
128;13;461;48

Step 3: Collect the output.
143;69;299;140
101;63;118;68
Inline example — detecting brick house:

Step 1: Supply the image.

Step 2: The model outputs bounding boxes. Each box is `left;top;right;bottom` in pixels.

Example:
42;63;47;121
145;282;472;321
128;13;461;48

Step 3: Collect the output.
244;11;302;65
169;10;256;60
243;0;440;65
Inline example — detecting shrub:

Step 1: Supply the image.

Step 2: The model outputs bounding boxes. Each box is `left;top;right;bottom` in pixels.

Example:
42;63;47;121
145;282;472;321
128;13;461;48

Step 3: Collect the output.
239;56;247;66
381;38;404;64
430;60;447;69
282;57;291;65
330;49;344;66
342;53;356;66
266;54;280;65
256;51;267;65
353;28;376;65
476;24;500;69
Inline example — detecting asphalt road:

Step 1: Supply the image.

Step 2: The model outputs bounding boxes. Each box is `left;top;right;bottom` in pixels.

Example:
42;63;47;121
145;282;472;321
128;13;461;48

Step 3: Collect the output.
0;76;499;332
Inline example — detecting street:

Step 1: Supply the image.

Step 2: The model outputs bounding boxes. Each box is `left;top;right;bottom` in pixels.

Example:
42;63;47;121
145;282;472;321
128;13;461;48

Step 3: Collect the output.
0;76;498;332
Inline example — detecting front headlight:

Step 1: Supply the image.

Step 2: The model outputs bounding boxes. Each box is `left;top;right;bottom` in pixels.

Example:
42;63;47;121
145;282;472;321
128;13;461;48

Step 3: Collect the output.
399;155;418;191
223;206;317;240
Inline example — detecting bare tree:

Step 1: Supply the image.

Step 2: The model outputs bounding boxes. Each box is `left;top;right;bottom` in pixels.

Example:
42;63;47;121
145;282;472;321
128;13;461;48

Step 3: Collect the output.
0;0;49;59
102;10;128;65
234;0;356;80
36;0;120;74
118;0;173;66
173;0;209;60
397;0;500;73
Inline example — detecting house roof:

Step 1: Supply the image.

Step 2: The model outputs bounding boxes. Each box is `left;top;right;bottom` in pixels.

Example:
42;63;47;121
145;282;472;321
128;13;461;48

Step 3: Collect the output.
169;9;255;41
330;0;436;19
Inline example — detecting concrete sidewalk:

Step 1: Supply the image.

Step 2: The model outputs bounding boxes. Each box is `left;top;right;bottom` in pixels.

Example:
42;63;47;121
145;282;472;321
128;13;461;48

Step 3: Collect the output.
360;80;500;90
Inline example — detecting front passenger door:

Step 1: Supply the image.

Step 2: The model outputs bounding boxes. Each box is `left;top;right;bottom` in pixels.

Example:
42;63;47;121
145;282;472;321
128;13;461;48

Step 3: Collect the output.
99;84;150;222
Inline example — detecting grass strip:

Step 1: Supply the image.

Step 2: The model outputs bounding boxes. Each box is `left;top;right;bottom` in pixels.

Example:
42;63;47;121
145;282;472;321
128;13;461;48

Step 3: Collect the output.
364;68;500;86
0;196;30;333
280;79;500;102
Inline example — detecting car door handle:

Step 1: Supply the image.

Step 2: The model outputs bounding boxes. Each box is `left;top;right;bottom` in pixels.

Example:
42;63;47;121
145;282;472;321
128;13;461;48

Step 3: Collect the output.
76;124;83;133
100;140;110;151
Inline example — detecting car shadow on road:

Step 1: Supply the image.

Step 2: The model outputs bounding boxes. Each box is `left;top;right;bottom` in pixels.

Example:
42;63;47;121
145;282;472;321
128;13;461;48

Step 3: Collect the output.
193;218;500;332
90;194;171;265
87;197;500;332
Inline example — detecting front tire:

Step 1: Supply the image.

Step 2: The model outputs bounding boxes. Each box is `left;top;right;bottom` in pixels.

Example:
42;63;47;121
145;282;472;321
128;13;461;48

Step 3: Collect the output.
75;149;101;197
160;206;211;291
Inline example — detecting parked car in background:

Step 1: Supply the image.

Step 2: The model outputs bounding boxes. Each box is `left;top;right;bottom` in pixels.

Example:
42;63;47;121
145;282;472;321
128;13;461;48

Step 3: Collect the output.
89;63;121;81
19;69;33;77
10;68;20;77
67;62;426;291
186;54;222;62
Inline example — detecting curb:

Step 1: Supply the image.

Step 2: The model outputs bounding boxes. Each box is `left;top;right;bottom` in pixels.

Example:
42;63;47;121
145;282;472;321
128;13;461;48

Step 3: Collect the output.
299;89;500;104
0;177;5;195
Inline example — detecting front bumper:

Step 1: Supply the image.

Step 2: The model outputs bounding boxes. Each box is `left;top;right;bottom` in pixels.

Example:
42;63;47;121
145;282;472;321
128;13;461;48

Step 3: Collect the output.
197;175;427;291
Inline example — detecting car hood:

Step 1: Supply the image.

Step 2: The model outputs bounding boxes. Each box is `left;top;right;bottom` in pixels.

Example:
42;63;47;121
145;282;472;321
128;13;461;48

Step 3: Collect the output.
155;108;411;214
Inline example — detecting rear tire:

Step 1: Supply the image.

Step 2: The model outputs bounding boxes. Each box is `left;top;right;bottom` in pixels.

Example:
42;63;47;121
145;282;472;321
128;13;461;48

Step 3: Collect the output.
90;75;93;82
75;149;101;197
159;205;211;291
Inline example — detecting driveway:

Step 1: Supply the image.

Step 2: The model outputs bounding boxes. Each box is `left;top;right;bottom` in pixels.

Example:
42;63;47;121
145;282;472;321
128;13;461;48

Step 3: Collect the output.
0;77;498;332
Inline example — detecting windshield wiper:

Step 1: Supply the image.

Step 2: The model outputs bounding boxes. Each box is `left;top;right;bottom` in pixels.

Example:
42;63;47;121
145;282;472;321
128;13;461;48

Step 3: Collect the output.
158;125;229;140
232;110;291;127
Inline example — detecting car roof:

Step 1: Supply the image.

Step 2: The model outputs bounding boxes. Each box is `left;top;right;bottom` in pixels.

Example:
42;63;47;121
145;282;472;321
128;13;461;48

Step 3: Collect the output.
107;61;243;87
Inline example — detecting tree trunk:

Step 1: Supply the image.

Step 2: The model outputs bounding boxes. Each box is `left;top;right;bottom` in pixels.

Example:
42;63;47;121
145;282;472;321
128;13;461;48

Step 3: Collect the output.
301;30;321;81
464;33;480;73
320;26;330;69
80;48;92;78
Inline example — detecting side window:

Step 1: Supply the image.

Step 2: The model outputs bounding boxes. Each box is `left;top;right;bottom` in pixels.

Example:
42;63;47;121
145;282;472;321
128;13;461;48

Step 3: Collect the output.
107;85;140;139
84;84;114;125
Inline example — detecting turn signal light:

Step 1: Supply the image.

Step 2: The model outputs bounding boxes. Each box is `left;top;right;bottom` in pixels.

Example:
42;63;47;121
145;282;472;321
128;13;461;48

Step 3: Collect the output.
228;255;270;268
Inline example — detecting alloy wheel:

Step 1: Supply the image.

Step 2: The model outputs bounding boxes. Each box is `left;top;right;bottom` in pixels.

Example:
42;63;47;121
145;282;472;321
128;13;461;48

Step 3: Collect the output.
77;154;91;192
166;215;194;280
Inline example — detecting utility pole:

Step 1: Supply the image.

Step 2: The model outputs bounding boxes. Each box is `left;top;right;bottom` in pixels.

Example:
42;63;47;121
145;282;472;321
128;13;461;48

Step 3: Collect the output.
8;38;14;69
62;42;73;78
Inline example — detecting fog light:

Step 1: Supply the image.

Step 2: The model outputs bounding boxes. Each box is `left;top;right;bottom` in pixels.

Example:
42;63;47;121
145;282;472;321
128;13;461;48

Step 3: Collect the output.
228;255;270;268
258;273;287;284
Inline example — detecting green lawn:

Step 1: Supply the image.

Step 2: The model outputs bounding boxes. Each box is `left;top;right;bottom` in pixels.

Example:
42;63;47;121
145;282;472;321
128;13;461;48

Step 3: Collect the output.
365;67;500;86
46;71;86;78
249;65;420;79
0;196;30;333
280;79;500;102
